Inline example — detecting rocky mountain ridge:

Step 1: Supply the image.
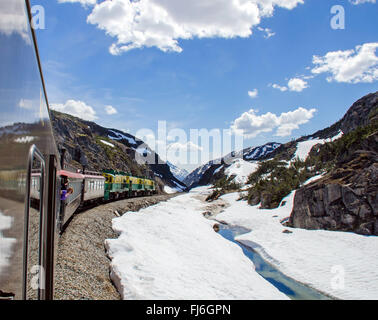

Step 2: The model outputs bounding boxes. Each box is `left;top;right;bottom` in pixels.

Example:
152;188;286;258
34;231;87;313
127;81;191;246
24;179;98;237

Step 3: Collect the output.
183;142;281;188
50;110;187;193
166;161;189;182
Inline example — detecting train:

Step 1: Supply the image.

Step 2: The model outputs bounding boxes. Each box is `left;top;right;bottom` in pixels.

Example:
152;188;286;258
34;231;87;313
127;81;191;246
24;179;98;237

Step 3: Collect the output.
0;1;155;300
31;164;156;231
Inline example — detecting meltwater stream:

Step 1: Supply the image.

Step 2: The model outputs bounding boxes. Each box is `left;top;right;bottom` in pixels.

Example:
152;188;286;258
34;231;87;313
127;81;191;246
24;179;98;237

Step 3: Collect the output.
218;224;332;300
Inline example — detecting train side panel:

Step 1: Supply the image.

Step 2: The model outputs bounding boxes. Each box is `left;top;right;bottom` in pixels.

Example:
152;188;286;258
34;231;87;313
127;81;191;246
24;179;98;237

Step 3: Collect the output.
0;0;61;300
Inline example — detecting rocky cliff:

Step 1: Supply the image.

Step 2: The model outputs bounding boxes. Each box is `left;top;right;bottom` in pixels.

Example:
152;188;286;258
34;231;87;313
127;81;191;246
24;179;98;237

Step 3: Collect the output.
50;110;187;193
289;92;378;235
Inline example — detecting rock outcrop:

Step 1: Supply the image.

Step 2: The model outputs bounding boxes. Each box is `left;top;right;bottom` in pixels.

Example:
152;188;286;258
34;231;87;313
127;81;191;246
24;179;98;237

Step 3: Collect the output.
289;96;378;236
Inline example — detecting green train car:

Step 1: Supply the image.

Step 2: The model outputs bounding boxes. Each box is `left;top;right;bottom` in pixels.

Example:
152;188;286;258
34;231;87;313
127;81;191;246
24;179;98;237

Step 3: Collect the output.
102;170;156;200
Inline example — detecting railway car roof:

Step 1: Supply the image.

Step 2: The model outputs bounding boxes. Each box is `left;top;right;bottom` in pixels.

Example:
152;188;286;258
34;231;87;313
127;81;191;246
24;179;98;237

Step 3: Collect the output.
58;170;85;179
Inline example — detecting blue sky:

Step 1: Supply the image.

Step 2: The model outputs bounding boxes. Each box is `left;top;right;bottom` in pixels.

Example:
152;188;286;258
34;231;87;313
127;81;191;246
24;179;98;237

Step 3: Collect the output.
31;0;378;171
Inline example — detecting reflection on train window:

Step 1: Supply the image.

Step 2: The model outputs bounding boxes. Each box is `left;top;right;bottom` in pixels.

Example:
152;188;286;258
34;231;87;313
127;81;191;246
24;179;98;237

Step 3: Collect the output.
26;158;44;300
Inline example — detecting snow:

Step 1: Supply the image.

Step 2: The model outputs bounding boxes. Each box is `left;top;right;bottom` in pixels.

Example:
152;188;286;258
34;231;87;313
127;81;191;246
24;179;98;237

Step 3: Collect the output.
224;159;259;184
216;185;378;300
172;180;185;191
301;174;323;186
14;136;35;143
213;165;223;175
100;140;115;148
108;130;137;145
294;131;344;161
136;148;151;155
105;189;288;300
294;139;325;161
0;211;16;274
167;161;189;182
163;185;182;194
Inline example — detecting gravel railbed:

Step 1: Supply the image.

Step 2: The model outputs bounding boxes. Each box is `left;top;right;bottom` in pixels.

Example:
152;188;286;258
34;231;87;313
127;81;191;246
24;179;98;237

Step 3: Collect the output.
54;194;177;300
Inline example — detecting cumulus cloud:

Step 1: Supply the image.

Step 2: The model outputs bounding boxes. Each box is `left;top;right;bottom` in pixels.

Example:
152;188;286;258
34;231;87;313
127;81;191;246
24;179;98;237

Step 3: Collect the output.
83;0;303;54
271;83;288;92
271;77;308;92
248;89;258;98
311;42;378;83
105;105;118;115
58;0;97;6
349;0;376;4
50;99;98;121
231;107;316;138
287;77;308;91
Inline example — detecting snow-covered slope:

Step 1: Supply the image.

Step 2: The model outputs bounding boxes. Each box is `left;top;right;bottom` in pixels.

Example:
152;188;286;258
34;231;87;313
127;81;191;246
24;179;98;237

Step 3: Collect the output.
105;188;288;300
217;188;378;300
224;159;259;184
293;131;343;161
242;142;282;160
166;161;189;182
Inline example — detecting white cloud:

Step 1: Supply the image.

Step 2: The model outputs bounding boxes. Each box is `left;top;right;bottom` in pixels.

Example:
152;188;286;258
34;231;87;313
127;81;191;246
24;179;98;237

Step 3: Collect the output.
248;89;258;98
105;105;118;115
50;99;98;121
58;0;97;6
311;42;378;83
257;26;275;38
271;83;288;92
271;77;308;92
84;0;304;54
231;107;316;138
287;77;308;92
0;0;30;43
349;0;376;4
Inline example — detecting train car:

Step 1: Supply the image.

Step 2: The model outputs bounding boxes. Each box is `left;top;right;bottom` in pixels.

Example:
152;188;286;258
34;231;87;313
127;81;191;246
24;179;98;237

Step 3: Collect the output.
103;170;131;200
130;176;145;196
58;169;85;230
144;178;156;195
82;171;106;204
0;0;61;300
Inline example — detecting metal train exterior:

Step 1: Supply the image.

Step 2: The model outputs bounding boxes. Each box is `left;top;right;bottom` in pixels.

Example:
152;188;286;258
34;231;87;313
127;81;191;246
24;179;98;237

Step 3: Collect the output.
31;167;156;229
0;1;155;300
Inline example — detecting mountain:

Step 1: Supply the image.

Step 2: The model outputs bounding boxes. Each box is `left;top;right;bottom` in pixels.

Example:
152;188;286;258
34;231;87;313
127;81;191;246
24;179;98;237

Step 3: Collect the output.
203;91;377;236
50;110;187;193
166;161;189;182
288;91;378;235
183;142;282;189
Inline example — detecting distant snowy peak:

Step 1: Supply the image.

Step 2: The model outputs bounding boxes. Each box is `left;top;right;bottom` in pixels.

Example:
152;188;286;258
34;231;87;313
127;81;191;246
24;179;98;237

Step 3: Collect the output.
184;142;281;189
167;161;189;182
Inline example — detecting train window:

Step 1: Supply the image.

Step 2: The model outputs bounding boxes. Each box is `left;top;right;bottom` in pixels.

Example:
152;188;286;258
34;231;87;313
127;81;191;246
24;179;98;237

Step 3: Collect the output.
24;146;45;300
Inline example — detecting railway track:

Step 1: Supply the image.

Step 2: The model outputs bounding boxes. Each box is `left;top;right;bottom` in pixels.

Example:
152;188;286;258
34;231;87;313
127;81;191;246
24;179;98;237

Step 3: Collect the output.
55;193;178;300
